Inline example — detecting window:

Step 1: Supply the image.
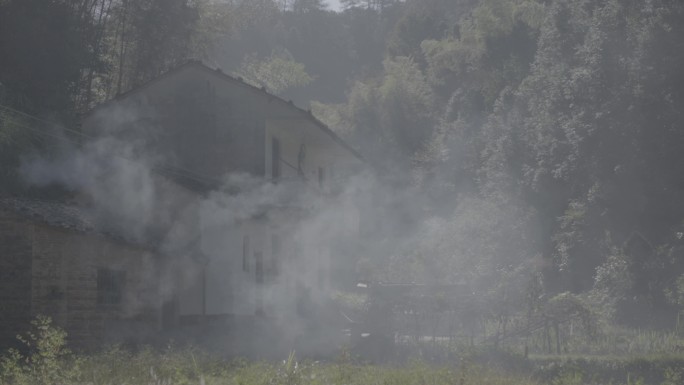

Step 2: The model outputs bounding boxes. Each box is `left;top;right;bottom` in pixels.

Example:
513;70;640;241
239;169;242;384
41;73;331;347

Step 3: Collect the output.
255;252;264;315
97;268;125;305
255;252;264;284
318;167;324;189
271;234;281;277
242;235;250;272
317;247;325;288
271;138;281;180
297;143;306;177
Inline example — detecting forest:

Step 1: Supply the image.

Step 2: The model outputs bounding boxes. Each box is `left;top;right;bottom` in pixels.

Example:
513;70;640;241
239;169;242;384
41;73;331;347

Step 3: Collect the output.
2;0;684;384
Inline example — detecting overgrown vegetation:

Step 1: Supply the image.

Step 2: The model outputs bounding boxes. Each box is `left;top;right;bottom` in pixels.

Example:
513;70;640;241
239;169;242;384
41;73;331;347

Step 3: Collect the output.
5;316;684;385
0;317;537;385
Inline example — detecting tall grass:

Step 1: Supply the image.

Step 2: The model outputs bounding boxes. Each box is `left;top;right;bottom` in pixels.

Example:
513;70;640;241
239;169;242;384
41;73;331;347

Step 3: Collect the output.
2;317;684;385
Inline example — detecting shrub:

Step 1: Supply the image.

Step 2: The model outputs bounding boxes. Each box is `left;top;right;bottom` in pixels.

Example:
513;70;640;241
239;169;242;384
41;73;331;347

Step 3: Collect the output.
0;315;77;385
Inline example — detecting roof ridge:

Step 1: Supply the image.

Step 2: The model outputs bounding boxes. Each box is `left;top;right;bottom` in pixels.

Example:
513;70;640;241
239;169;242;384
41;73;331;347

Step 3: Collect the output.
88;60;364;162
0;196;158;251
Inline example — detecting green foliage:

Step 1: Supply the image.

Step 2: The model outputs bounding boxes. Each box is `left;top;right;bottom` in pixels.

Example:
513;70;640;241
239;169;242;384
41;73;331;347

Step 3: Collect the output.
378;56;436;157
387;196;536;285
591;252;634;321
0;328;545;385
0;0;96;118
73;344;229;384
0;316;77;385
237;48;315;95
2;321;683;384
534;355;684;385
386;0;460;60
317;56;435;169
107;0;208;95
0;0;211;115
0;321;609;385
665;274;684;308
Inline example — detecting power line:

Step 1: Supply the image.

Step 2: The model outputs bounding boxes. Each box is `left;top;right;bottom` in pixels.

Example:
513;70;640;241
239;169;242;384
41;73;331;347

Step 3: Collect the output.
0;104;89;140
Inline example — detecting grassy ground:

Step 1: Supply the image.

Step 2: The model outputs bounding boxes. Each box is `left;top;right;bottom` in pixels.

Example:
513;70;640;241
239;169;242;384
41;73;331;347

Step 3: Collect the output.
4;344;684;385
1;346;542;385
1;317;684;385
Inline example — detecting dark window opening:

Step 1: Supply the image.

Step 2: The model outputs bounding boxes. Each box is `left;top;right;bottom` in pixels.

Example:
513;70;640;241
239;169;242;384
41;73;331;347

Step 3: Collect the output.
242;235;250;272
272;138;281;180
297;143;306;177
271;234;281;277
255;252;264;284
318;167;324;189
97;268;125;305
317;248;325;288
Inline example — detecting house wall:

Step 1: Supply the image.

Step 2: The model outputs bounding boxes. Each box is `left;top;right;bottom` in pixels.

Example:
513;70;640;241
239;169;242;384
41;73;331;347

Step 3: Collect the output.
264;118;362;287
0;211;162;350
29;225;161;349
182;209;350;321
83;66;270;180
81;63;364;326
179;216;309;318
0;213;33;349
264;118;361;189
152;69;267;178
178;219;265;317
174;116;363;320
82;64;362;184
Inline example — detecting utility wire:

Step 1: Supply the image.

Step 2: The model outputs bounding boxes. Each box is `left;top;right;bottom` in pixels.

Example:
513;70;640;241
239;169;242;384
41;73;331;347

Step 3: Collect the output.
0;104;89;139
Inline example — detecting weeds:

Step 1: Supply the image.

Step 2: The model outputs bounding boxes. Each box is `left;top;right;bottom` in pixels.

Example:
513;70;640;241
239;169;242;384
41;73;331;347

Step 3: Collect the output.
0;315;77;385
2;316;684;384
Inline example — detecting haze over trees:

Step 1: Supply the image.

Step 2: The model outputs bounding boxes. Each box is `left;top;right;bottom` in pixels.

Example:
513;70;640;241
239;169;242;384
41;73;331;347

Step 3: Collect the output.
2;0;684;333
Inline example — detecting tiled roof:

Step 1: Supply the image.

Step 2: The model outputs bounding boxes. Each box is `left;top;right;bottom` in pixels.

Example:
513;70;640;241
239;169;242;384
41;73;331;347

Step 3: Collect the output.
0;197;96;233
89;60;364;162
0;197;157;250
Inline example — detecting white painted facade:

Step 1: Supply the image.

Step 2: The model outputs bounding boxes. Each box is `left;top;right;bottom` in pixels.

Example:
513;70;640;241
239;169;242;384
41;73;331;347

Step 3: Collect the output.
85;61;363;321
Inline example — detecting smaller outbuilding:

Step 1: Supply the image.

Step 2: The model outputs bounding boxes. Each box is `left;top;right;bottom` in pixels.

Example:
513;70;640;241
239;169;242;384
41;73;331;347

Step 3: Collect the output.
0;198;163;350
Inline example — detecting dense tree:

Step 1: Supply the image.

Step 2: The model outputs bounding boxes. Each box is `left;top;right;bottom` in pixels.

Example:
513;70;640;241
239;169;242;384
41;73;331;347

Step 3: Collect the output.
317;0;684;326
320;56;436;170
0;0;97;120
236;48;314;95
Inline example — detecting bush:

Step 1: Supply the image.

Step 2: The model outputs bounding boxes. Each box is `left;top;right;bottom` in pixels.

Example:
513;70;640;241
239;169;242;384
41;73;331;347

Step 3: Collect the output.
0;315;77;385
533;356;684;385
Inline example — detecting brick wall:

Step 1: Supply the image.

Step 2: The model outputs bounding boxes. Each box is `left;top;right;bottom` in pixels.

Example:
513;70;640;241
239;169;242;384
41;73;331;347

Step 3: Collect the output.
31;225;162;349
0;211;162;350
0;212;33;349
